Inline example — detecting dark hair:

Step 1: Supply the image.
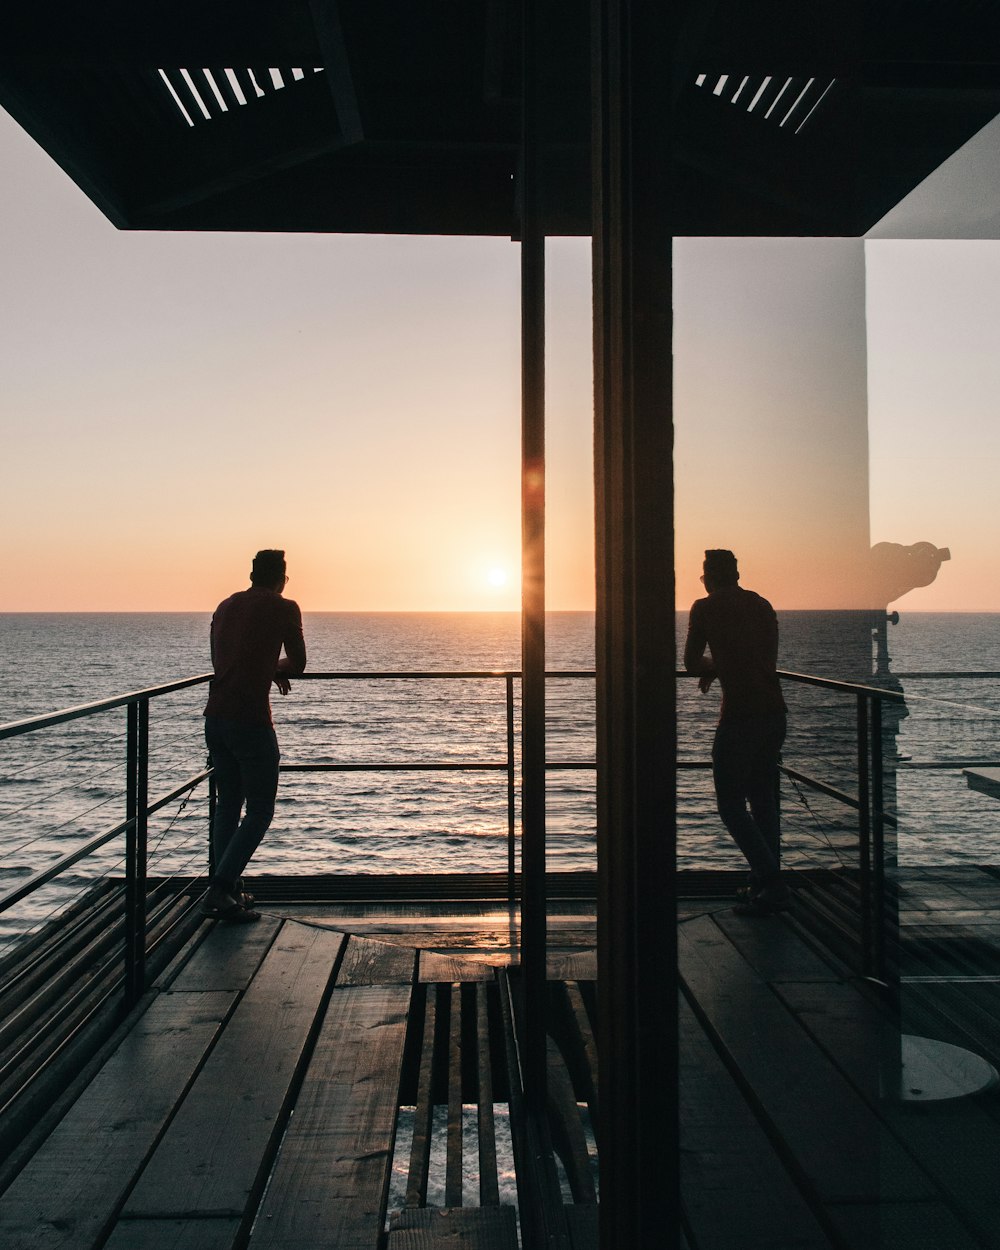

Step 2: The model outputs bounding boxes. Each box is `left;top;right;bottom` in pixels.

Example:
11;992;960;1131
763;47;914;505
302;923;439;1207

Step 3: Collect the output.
250;549;286;586
703;549;739;587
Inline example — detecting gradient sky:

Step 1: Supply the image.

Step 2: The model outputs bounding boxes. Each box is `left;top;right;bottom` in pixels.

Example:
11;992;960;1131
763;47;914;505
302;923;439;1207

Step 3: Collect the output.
1;104;998;612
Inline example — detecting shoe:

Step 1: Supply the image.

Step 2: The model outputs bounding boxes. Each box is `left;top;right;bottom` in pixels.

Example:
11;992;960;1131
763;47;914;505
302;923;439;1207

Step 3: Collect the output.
220;902;261;924
202;900;261;924
733;889;792;917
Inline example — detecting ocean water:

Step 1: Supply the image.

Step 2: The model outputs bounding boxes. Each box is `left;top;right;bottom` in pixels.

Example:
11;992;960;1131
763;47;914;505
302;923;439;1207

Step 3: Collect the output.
2;610;1000;946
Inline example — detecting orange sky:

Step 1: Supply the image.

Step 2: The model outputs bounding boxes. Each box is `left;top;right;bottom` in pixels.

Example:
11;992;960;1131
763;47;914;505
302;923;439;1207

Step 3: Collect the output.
2;107;999;613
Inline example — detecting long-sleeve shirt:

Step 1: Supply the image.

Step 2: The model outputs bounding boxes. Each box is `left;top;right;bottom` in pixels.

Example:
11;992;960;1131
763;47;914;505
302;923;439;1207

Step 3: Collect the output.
684;585;786;722
204;587;306;726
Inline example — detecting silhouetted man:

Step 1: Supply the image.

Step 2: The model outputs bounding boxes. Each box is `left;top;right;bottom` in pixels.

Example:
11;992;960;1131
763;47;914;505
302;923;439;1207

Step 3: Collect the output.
684;549;791;914
202;549;306;922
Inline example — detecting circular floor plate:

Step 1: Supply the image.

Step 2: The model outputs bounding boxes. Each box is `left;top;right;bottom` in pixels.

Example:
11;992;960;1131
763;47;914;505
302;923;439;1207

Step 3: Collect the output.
887;1034;999;1102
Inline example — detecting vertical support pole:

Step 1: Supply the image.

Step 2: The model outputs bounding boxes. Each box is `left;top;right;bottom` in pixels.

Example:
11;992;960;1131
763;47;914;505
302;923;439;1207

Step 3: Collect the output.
871;695;886;984
592;1;678;1245
506;673;517;905
124;698;148;1006
520;0;547;1115
856;692;873;977
208;767;218;879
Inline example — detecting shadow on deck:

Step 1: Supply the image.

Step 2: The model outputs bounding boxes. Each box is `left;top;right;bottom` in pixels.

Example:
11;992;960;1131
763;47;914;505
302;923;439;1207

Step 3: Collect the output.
3;868;1000;1248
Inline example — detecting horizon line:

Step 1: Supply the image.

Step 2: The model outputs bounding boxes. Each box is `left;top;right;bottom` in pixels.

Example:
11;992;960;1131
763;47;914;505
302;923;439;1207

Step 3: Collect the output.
1;606;997;615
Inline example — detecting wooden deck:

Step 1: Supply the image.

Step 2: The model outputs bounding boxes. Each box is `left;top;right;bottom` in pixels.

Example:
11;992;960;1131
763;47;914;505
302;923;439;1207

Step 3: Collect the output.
3;869;1000;1248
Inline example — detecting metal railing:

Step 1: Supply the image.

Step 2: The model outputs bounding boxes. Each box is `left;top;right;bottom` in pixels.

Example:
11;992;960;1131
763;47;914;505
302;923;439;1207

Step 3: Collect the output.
288;670;595;885
0;665;935;1003
0;675;213;1006
774;670;905;979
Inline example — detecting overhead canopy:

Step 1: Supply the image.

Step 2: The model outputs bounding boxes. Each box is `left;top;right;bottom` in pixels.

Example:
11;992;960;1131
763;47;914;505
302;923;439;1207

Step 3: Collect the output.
2;0;1000;238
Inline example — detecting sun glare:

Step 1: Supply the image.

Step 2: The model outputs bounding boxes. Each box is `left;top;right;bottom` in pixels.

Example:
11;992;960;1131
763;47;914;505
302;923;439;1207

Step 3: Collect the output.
487;567;508;588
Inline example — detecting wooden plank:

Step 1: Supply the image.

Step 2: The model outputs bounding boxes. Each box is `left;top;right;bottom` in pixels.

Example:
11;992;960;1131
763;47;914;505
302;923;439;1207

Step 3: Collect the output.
0;887;122;1020
713;911;842;983
387;1206;519;1249
476;981;500;1206
406;985;437;1208
418;951;494;983
445;984;464;1206
124;925;344;1219
496;970;570;1248
678;915;932;1204
104;1216;240;1250
168;915;282;992
0;894;195;1105
249;984;411;1249
0;880;117;986
827;1200;984;1250
563;981;598;1126
547;1037;597;1205
0;991;235;1250
337;934;415;986
152;915;217;989
778;978;1000;1247
546;951;597;981
678;995;833;1249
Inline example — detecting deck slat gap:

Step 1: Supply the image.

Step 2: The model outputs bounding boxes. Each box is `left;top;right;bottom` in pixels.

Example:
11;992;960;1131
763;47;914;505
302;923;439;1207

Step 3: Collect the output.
445;982;464;1207
476;981;501;1206
406;983;437;1209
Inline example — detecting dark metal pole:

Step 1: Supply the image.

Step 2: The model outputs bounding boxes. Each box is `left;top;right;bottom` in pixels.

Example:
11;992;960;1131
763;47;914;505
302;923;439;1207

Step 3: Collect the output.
124;699;148;1006
520;0;547;1115
124;702;137;1004
871;696;886;983
856;692;873;977
593;1;678;1245
506;673;517;904
208;767;217;880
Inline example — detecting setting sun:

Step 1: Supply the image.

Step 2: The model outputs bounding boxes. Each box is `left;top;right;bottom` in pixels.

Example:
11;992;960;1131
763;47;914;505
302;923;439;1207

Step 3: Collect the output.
487;567;508;588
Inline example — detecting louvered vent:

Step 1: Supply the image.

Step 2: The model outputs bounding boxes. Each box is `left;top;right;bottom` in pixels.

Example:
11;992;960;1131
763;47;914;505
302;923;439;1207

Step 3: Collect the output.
158;68;325;127
694;73;836;134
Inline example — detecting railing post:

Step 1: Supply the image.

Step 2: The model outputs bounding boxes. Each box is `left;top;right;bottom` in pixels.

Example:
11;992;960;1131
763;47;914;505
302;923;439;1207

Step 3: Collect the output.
124;697;149;1007
506;673;516;905
208;765;217;880
871;695;886;984
520;0;547;1118
856;692;873;977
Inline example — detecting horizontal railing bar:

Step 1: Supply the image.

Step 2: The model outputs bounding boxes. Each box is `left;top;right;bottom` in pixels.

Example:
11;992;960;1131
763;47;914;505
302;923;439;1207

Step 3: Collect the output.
780;765;860;811
891;672;1000;680
899;760;1000;770
0;771;213;916
146;769;212;817
0;820;132;917
780;766;900;830
295;670;593;679
0;674;212;742
279;762;510;773
775;670;907;702
280;761;603;773
2;667;913;748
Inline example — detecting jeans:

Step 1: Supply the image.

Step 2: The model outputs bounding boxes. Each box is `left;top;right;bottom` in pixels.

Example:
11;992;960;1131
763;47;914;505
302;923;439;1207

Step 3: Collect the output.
205;717;280;892
711;711;787;884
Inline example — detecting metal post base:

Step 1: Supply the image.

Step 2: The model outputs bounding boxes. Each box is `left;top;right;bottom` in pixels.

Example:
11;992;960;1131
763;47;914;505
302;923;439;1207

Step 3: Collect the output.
882;1034;999;1102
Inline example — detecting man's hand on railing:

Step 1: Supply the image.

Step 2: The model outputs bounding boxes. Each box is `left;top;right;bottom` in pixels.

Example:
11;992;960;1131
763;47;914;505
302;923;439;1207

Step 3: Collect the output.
273;674;292;696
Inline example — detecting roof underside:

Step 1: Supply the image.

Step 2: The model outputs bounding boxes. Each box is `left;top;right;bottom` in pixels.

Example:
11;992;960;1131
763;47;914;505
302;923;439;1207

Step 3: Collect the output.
2;0;1000;238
